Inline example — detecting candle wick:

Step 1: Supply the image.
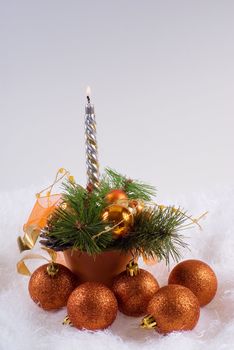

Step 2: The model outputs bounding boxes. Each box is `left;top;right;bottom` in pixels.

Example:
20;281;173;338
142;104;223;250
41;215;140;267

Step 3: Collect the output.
87;96;90;104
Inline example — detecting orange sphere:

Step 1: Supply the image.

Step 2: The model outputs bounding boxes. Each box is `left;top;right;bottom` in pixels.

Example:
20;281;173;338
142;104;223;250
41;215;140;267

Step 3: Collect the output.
102;204;133;236
28;263;77;310
67;282;118;330
168;259;218;306
112;268;160;317
146;285;200;334
105;189;128;205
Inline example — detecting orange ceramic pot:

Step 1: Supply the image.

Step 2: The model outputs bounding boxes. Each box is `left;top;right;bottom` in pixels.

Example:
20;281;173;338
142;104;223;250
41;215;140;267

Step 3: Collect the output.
56;252;67;266
63;249;133;287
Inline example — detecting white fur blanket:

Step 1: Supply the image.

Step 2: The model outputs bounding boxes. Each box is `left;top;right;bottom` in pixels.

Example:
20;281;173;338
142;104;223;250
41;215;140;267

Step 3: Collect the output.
0;188;233;350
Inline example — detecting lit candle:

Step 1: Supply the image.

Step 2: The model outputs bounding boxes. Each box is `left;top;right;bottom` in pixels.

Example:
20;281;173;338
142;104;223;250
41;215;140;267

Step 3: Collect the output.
85;86;99;190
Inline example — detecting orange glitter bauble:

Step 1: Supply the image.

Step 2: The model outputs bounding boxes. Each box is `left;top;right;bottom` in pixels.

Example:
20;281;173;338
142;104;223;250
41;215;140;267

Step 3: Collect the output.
143;285;200;334
102;204;134;236
28;263;77;310
112;262;160;317
168;259;218;306
105;189;128;205
67;282;118;330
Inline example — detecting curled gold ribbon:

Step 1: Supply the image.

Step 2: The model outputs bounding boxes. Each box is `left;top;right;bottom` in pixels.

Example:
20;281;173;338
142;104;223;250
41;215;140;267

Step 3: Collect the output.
17;247;57;276
17;227;41;253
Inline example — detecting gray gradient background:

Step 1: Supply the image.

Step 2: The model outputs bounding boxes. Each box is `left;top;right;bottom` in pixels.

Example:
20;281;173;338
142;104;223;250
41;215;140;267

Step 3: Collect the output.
1;0;234;200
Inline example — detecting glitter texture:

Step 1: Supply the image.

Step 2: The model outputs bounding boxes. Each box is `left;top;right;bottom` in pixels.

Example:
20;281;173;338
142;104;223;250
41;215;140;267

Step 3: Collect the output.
112;268;160;317
67;282;118;330
168;259;218;306
147;285;200;334
28;263;77;310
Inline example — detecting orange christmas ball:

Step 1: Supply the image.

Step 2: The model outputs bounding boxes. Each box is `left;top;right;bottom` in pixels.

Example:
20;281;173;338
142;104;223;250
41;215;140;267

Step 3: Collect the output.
105;189;128;205
67;282;118;330
168;259;218;306
28;263;77;310
102;204;133;236
142;285;200;334
112;262;160;317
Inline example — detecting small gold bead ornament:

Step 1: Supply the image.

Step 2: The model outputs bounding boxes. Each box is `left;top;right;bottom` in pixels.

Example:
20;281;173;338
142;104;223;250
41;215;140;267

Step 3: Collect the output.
128;199;144;215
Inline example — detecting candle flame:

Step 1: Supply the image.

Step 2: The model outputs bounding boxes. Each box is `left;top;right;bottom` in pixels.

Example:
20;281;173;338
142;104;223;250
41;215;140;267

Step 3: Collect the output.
86;86;91;98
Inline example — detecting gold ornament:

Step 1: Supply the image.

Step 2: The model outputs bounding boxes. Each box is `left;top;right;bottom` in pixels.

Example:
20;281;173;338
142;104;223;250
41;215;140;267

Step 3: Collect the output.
168;259;218;306
141;285;200;334
128;199;144;215
28;263;77;310
105;189;128;205
102;204;133;236
112;261;160;317
59;202;76;216
67;282;118;330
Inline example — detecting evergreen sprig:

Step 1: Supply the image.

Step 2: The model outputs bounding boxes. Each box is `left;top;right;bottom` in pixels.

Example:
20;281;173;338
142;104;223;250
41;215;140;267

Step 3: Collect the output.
40;181;111;253
112;206;189;264
100;168;156;201
40;168;195;263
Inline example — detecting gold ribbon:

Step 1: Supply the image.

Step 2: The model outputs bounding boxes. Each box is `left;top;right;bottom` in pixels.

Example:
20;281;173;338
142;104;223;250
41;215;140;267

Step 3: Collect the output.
17;247;57;276
17;227;41;252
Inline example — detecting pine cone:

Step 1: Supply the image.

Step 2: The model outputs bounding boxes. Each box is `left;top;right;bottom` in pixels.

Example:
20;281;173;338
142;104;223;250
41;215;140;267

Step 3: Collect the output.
39;232;73;251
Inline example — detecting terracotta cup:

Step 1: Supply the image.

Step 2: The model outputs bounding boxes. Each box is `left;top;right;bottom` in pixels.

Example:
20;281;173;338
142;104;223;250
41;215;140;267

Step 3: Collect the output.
62;249;133;287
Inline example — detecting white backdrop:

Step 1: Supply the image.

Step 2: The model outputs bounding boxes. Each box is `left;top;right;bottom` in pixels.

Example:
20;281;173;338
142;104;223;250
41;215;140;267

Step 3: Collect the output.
1;0;234;200
1;2;234;349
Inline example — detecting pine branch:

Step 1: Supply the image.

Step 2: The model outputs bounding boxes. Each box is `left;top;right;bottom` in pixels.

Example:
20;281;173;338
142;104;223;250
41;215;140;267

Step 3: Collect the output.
112;206;189;264
103;168;156;201
40;181;111;255
39;169;196;264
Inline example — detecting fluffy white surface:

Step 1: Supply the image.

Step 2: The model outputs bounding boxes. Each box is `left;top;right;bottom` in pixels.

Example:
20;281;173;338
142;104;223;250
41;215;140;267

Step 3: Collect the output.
0;187;234;350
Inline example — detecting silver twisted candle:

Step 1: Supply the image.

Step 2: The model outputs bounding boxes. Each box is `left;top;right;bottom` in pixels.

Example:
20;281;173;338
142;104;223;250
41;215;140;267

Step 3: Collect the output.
85;87;99;190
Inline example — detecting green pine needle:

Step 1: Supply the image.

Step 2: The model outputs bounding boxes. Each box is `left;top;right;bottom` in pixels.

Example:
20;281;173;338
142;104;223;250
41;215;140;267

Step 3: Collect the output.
102;168;156;201
40;168;196;264
114;206;189;264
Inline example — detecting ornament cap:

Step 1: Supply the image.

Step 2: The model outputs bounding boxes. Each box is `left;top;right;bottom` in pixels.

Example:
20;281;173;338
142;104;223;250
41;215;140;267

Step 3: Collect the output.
47;262;59;277
126;261;139;277
141;314;157;329
63;315;73;326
